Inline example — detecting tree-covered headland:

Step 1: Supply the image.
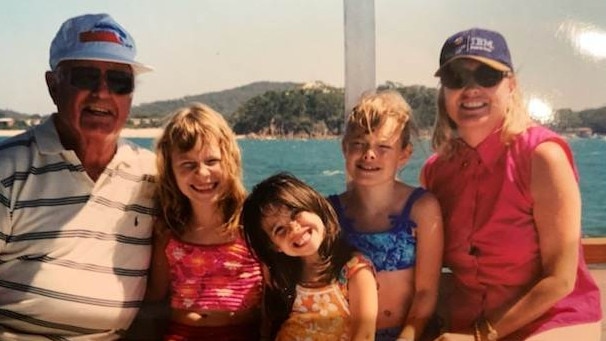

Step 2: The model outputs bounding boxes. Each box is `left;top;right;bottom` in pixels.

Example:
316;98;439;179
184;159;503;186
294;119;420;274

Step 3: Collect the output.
2;81;605;137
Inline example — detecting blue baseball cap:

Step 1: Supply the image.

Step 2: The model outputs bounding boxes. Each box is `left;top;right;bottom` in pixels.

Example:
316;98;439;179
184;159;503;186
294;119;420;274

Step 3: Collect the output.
435;28;513;76
49;13;153;74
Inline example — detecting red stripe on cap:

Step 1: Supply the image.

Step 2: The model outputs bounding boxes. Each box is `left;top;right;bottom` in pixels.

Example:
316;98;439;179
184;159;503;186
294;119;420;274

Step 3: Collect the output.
79;31;121;44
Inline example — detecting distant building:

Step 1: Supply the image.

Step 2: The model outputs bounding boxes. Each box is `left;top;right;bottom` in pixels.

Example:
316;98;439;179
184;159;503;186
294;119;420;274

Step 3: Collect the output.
564;127;593;138
129;118;143;126
24;118;42;126
128;117;160;127
0;118;15;128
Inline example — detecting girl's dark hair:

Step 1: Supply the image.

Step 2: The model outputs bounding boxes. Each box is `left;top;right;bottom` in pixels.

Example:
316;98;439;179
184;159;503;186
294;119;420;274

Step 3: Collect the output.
241;172;355;337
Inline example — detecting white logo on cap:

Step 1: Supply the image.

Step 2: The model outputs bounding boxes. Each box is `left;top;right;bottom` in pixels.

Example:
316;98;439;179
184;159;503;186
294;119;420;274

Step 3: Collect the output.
469;37;494;53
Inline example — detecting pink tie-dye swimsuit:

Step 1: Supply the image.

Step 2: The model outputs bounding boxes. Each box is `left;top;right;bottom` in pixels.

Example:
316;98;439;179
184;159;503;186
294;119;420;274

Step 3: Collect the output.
165;233;263;312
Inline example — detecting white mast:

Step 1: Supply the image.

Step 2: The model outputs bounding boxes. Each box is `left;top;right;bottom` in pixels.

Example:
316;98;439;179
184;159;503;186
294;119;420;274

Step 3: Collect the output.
343;0;376;122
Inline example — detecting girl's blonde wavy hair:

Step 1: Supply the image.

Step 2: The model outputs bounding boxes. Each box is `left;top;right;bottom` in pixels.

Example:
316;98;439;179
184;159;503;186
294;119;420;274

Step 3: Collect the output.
431;75;532;157
154;103;246;236
343;90;414;149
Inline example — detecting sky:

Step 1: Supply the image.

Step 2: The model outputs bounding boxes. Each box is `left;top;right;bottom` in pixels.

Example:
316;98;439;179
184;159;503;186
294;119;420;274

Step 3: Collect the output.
1;0;605;116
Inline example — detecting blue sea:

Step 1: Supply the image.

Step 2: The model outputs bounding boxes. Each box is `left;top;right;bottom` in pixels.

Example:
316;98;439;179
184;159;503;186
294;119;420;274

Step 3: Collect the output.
132;137;606;236
2;136;605;236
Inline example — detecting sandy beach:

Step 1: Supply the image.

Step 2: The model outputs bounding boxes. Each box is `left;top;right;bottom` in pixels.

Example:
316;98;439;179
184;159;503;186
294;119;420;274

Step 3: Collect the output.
0;128;163;139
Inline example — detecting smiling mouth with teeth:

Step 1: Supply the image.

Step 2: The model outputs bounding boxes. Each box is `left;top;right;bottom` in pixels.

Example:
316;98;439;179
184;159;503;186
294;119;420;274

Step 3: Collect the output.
357;164;379;171
84;106;112;116
192;183;216;191
293;231;311;247
461;101;487;109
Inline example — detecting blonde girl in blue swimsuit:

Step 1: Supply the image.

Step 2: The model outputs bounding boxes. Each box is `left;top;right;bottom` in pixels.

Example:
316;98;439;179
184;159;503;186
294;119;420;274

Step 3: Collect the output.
329;90;444;341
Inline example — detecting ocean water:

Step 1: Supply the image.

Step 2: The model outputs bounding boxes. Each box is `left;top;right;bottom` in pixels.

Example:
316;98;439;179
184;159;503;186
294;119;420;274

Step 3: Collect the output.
2;136;605;236
131;136;606;236
128;137;427;194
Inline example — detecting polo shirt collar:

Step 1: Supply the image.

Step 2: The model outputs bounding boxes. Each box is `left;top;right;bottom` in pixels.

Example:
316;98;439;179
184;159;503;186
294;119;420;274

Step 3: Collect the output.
34;113;137;169
35;114;65;155
111;139;140;169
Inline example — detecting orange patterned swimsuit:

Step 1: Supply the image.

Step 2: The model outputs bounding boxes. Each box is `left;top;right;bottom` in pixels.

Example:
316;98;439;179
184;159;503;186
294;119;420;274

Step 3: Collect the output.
275;254;374;341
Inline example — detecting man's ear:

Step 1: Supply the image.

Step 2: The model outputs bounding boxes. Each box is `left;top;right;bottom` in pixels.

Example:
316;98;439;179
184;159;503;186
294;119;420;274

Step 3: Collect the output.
45;71;59;105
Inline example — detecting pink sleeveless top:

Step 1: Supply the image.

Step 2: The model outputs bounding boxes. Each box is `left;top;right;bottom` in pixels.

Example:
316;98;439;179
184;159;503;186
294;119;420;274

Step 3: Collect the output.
166;233;263;312
423;126;601;339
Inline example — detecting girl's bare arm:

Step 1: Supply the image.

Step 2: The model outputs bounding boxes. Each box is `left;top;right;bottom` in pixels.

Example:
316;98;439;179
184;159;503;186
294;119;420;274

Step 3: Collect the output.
401;193;444;340
349;266;379;341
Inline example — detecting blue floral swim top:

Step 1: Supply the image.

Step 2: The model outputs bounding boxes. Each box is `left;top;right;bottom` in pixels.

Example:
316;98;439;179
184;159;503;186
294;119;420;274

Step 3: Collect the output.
328;187;426;272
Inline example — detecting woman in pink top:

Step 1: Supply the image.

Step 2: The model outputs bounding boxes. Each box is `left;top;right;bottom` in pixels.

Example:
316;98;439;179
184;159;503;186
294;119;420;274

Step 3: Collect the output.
422;28;601;340
146;103;263;340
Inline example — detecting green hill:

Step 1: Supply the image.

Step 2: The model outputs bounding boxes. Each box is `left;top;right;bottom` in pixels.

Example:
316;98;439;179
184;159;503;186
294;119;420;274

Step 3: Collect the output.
0;109;40;120
130;81;301;119
3;80;606;135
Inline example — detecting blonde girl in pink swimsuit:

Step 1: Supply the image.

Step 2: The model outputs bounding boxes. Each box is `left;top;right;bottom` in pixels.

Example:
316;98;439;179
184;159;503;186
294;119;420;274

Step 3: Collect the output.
146;103;263;340
242;172;378;341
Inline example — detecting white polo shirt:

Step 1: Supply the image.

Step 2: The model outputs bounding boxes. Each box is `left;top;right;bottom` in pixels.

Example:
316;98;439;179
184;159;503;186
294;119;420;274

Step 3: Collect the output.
0;115;156;340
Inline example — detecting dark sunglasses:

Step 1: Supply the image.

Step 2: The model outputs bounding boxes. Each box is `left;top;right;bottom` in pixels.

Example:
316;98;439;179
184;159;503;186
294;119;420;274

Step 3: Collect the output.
68;66;134;95
440;64;512;89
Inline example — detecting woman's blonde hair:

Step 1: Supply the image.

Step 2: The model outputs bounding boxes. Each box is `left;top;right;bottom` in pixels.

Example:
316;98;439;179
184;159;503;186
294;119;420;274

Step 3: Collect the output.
343;90;414;148
155;103;246;236
431;75;532;156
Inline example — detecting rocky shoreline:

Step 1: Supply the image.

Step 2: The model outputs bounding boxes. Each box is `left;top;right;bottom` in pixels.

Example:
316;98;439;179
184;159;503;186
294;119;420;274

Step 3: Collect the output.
0;128;164;139
0;129;343;140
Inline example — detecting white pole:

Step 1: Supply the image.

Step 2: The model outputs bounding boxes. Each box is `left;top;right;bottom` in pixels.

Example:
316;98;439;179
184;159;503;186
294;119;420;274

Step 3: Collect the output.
343;0;376;124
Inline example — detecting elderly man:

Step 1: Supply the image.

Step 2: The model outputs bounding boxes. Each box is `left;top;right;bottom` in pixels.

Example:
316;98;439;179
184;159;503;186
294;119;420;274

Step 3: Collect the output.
0;14;156;340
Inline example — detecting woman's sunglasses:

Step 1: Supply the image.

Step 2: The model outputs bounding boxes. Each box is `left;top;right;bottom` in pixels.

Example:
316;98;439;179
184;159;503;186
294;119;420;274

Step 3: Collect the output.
68;66;134;95
440;64;512;89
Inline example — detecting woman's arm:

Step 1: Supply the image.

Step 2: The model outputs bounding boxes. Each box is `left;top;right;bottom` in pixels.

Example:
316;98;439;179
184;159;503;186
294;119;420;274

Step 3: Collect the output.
400;192;444;341
349;266;378;341
484;141;581;338
144;222;172;301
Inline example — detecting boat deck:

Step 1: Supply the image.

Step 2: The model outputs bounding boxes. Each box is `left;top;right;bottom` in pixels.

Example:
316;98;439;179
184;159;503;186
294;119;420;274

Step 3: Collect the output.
584;238;606;340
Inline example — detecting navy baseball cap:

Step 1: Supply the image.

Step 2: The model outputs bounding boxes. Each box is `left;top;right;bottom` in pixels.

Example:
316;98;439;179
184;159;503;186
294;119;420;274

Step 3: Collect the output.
435;28;513;76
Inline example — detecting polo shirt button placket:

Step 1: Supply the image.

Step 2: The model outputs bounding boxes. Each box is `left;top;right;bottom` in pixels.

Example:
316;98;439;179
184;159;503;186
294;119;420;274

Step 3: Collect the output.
469;245;480;256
